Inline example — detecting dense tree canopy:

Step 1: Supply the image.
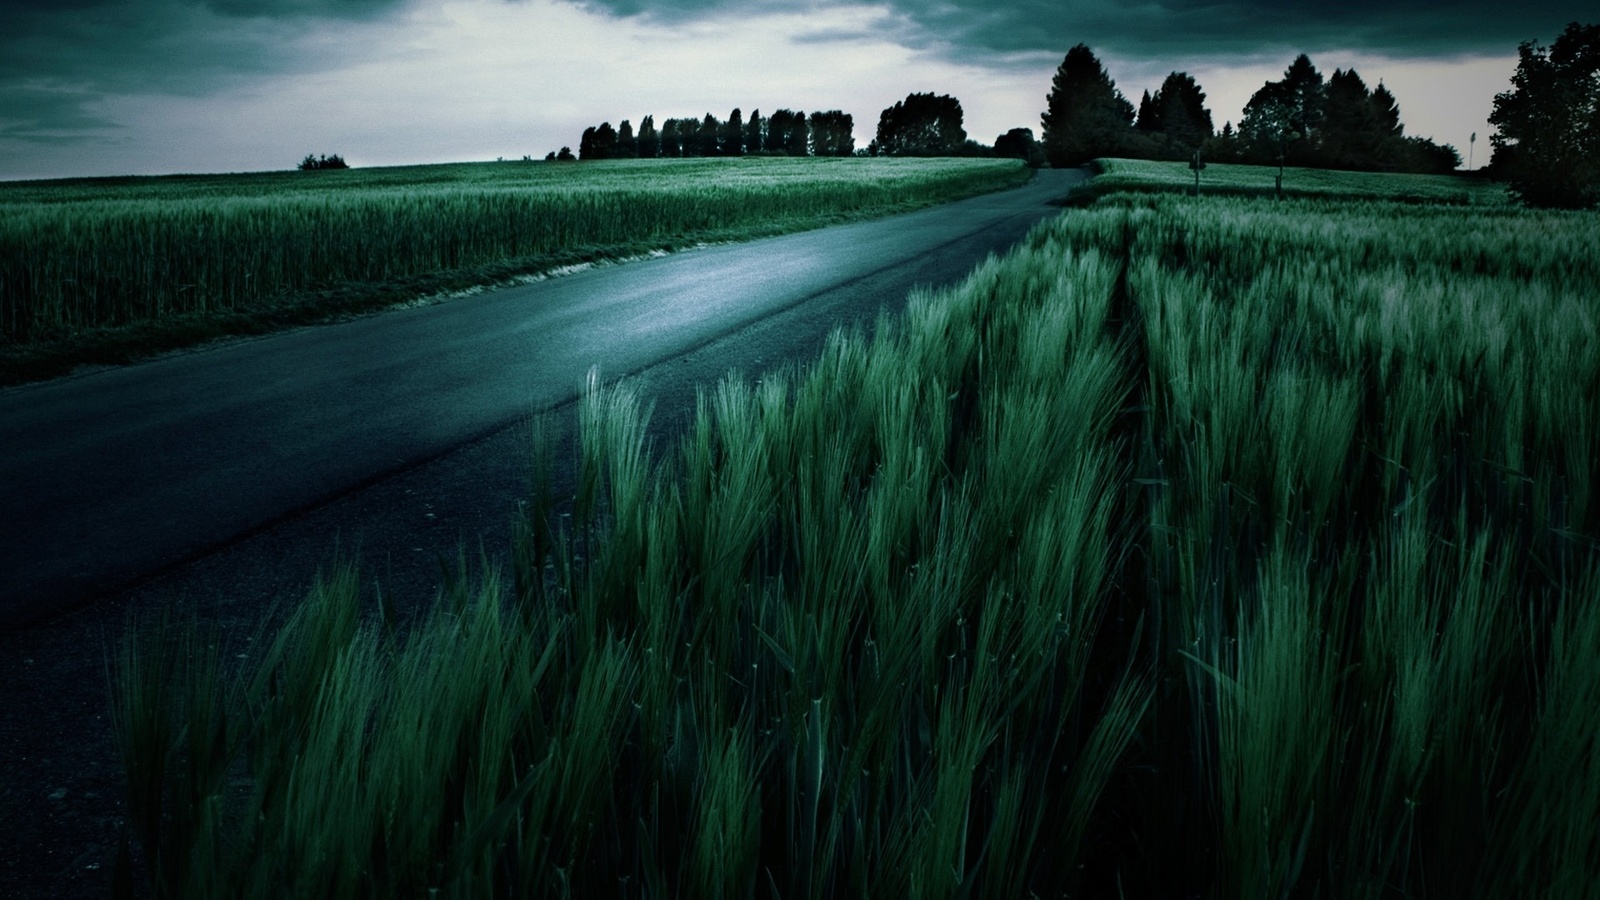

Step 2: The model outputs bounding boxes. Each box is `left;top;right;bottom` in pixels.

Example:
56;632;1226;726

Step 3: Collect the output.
636;115;659;159
1221;54;1457;174
1133;71;1214;159
1040;45;1135;167
872;93;967;156
808;110;856;156
1489;21;1600;208
1237;54;1324;164
994;127;1044;166
578;122;618;160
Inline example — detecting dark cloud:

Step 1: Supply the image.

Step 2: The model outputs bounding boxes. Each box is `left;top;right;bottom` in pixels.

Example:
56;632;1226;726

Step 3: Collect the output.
579;0;1591;60
0;0;410;146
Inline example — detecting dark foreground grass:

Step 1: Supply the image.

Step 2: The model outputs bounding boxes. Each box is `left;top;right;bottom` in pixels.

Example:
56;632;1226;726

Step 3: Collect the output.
115;188;1600;898
0;157;1030;385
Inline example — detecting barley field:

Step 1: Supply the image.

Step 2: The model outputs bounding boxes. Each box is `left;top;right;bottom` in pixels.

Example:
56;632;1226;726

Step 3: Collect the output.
0;157;1028;350
117;181;1600;897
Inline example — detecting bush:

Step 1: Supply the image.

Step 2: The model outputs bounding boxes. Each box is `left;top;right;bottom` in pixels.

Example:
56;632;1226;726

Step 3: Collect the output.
298;153;350;171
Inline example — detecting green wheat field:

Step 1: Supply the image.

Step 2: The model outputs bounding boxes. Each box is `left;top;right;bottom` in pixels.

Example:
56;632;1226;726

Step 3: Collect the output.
114;160;1599;898
0;157;1028;383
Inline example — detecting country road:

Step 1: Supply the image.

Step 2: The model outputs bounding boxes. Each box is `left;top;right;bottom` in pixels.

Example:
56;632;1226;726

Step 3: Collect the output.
0;167;1082;898
0;167;1084;632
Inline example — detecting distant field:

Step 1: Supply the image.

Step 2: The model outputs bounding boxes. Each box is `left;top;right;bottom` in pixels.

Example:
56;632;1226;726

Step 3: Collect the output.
1085;156;1509;204
0;156;1029;383
121;173;1600;895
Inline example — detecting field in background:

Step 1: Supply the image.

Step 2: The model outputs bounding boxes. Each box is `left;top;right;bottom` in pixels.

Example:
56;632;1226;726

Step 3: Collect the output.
1086;156;1509;205
116;174;1599;897
0;157;1029;383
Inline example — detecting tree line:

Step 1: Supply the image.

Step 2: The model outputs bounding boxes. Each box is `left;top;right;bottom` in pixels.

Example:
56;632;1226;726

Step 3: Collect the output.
562;93;1046;163
564;108;856;160
1042;44;1461;176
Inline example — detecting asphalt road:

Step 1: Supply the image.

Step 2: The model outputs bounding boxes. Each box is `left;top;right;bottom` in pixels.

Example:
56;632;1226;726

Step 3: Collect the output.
0;167;1084;633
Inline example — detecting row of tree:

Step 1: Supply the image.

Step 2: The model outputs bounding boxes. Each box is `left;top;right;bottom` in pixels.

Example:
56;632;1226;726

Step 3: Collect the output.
1042;45;1461;175
566;94;1002;161
569;108;857;160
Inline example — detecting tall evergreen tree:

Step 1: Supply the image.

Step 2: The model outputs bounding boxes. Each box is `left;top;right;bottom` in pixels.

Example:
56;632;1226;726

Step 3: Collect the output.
1320;69;1379;168
1155;71;1213;147
1040;44;1135;167
1370;81;1403;137
660;119;681;157
1136;90;1161;133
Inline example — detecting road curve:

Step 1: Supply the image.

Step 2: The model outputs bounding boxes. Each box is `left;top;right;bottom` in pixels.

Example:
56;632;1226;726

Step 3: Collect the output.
0;168;1084;631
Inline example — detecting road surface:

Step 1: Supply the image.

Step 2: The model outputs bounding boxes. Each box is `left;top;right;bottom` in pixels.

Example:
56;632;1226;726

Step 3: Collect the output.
0;167;1084;632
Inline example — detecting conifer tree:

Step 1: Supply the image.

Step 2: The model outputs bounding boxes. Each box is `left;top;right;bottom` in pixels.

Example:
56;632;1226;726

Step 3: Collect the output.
1040;45;1134;167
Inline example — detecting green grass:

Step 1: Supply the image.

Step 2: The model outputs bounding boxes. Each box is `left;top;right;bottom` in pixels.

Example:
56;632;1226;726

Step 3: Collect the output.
0;156;1030;385
1083;157;1511;205
115;174;1600;897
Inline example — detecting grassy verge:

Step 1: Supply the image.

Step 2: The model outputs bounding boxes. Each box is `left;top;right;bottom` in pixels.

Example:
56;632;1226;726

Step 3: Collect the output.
0;157;1030;385
1077;157;1510;205
115;184;1599;897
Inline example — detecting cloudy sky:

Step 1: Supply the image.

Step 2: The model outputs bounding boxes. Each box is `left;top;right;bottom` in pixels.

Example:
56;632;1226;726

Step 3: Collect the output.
0;0;1588;180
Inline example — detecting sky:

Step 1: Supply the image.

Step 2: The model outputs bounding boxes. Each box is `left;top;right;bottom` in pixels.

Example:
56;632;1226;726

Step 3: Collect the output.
0;0;1589;181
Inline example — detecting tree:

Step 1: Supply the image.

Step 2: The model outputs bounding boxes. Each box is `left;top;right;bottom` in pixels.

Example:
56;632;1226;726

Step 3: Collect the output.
745;109;764;155
764;109;788;152
617;119;638;158
298;153;349;170
994;127;1045;166
874;92;967;156
637;115;659;159
1489;21;1600;208
1154;71;1213;148
659;119;680;157
1040;45;1135;167
1136;90;1161;133
1239;55;1326;169
1319;68;1381;168
697;113;721;156
809;110;855;156
722;108;744;156
766;109;809;155
579;122;618;160
1370;81;1403;138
